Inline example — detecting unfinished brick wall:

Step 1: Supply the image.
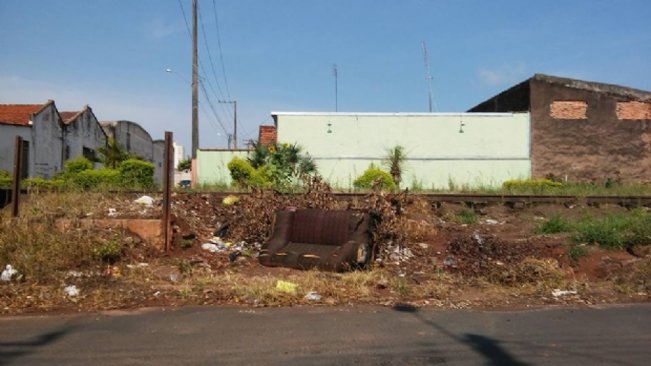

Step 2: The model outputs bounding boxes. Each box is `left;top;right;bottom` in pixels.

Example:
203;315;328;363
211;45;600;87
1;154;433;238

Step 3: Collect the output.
549;101;588;119
258;125;277;145
616;101;651;120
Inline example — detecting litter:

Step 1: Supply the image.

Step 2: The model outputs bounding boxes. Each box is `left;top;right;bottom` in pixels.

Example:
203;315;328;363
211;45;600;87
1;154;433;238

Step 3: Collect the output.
304;291;322;301
201;243;224;253
1;264;18;282
222;195;239;206
275;280;298;295
485;219;499;225
64;285;79;297
552;289;578;297
134;195;155;206
108;208;118;217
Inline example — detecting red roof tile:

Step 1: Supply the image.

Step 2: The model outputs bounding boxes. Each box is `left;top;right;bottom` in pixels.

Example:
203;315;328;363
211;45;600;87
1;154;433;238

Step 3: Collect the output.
60;111;82;124
0;104;44;126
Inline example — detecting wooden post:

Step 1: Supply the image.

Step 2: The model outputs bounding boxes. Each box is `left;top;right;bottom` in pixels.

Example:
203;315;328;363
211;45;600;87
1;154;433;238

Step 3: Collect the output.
11;136;23;217
162;131;173;251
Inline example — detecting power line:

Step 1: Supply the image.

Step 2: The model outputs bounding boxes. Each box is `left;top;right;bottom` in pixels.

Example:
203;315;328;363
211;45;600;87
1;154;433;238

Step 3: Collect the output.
176;0;232;144
212;0;232;100
197;5;234;121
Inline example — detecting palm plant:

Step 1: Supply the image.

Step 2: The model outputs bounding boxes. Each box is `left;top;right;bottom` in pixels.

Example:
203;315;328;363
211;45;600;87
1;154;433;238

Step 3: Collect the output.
384;145;406;187
97;138;129;169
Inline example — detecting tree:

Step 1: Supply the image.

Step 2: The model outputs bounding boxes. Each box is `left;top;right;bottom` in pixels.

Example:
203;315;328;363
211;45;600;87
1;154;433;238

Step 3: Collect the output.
177;157;191;171
384;145;406;187
97;138;129;169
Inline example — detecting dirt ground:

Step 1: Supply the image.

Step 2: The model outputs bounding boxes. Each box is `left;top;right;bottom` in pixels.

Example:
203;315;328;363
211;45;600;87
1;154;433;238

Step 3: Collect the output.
1;191;649;315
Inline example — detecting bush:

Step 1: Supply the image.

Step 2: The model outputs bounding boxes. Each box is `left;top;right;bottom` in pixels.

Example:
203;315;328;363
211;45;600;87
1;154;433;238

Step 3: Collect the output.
23;177;64;191
227;157;270;188
118;159;154;189
502;179;563;194
68;168;121;190
63;157;93;176
353;164;396;190
0;170;10;188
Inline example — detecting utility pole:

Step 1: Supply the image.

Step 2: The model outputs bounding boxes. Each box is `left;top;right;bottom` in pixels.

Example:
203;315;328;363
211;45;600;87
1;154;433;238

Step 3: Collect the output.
191;0;199;159
421;41;434;113
333;64;338;112
219;100;237;148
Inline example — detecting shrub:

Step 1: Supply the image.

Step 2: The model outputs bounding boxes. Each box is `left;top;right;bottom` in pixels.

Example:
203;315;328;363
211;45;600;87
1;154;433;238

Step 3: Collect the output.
0;170;10;188
63;156;93;176
93;239;122;263
23;177;64;191
502;179;563;194
572;214;629;249
68;168;121;190
227;157;270;188
353;164;396;190
118;159;154;189
228;157;255;186
568;245;589;261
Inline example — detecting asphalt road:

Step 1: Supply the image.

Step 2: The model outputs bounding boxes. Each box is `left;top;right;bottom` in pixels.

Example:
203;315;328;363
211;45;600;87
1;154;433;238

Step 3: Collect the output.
1;304;649;365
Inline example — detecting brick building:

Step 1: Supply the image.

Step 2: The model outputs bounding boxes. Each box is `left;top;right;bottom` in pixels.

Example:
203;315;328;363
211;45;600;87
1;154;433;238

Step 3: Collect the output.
469;74;651;182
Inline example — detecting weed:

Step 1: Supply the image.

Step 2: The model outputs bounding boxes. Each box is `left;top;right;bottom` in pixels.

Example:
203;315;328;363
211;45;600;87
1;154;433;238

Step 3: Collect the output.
536;214;572;234
572;215;629;249
179;239;193;249
457;209;478;225
93;240;122;263
568;245;589;261
390;277;411;297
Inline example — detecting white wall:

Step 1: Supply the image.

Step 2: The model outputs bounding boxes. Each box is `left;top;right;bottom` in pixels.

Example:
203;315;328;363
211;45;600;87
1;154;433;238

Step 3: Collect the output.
274;112;531;189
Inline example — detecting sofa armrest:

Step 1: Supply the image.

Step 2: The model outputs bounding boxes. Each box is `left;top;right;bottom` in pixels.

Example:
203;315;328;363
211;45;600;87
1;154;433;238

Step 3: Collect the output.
261;210;294;254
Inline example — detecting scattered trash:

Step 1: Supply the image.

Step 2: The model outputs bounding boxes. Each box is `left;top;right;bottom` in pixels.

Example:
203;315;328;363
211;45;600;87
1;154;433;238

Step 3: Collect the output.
126;263;149;269
222;195;239;206
304;291;322;301
485;219;499;225
169;274;179;283
134;195;155;206
1;264;18;282
108;208;118;217
444;256;456;267
228;251;242;263
214;223;229;238
417;243;429;249
552;289;578;297
472;232;484;246
64;285;79;297
153;291;161;297
201;243;224;253
66;270;84;278
275;280;298;295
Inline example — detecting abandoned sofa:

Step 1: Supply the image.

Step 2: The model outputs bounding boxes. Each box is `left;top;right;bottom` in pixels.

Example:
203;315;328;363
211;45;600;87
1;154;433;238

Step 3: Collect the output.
259;209;371;272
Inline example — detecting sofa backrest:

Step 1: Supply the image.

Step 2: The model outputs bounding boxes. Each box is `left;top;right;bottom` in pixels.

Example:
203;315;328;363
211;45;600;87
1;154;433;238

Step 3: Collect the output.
289;209;352;246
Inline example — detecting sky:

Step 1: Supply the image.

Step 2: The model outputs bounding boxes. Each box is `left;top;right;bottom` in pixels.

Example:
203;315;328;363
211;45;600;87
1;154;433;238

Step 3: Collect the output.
1;0;650;153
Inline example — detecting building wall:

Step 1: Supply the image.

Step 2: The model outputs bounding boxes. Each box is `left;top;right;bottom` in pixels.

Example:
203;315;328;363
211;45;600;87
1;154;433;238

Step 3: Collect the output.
0;125;32;174
529;79;651;181
196;149;249;186
274;113;531;189
31;104;63;178
152;140;165;185
103;120;154;161
64;109;107;162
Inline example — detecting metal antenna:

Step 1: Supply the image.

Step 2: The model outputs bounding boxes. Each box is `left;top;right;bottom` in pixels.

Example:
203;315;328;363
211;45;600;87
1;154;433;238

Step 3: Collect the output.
421;41;434;112
333;64;338;112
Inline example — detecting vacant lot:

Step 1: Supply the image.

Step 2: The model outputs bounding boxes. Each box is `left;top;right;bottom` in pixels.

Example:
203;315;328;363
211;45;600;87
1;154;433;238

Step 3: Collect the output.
1;188;649;315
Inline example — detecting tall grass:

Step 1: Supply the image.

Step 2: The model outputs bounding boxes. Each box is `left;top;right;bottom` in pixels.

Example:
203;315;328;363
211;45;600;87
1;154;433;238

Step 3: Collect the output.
536;209;651;249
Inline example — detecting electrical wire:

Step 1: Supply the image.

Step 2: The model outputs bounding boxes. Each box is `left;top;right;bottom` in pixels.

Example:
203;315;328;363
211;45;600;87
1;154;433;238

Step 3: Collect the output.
212;0;232;101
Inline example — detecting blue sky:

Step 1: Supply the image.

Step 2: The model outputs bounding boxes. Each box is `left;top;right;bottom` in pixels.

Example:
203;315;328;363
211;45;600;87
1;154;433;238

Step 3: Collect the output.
1;0;650;152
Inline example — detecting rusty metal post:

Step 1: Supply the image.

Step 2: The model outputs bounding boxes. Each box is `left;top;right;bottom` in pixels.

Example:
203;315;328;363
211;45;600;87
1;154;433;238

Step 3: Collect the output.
11;136;23;217
162;131;173;251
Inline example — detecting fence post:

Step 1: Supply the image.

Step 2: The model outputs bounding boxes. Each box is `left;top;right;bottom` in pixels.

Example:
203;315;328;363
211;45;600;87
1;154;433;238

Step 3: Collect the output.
162;131;173;251
11;136;23;217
